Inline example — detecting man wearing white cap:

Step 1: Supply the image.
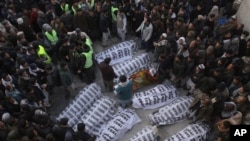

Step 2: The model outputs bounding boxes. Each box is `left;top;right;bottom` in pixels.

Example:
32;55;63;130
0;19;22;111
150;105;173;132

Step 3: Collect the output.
153;33;168;62
186;64;205;95
16;17;36;42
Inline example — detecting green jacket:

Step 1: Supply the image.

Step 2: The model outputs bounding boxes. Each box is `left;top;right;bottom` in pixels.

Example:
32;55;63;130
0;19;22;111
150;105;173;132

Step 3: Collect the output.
115;80;133;100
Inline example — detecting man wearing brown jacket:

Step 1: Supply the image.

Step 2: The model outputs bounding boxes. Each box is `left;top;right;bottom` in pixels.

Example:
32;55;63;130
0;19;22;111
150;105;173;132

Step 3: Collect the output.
99;58;117;92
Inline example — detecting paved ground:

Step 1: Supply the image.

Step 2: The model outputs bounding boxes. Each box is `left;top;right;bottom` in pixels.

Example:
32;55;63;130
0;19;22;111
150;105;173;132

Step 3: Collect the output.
48;35;189;141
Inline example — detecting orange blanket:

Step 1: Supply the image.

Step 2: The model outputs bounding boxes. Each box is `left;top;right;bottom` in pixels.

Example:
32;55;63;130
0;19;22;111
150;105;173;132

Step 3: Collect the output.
130;69;157;92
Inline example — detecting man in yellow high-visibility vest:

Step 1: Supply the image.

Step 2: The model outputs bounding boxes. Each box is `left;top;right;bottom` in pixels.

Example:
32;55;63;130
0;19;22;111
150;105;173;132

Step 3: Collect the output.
67;28;93;52
77;43;95;84
44;25;58;47
60;0;71;15
33;43;52;66
71;1;82;15
111;5;118;36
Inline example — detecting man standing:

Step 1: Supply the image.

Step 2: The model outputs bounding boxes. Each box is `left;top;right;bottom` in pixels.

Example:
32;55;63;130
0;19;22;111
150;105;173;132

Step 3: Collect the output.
99;58;117;92
74;9;89;33
153;33;168;62
116;8;127;41
33;42;52;66
73;123;95;141
114;75;133;108
136;16;153;51
99;9;110;47
77;44;95;84
44;25;58;47
58;62;75;98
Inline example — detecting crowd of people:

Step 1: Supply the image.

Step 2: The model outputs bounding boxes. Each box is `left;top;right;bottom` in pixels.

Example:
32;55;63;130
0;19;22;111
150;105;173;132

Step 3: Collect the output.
0;0;249;141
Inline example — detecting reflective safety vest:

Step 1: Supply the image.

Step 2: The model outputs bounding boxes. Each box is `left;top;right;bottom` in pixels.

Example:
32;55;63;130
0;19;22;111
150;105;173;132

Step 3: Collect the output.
111;6;118;22
45;29;58;46
37;45;52;65
85;38;93;52
72;4;82;15
81;51;93;68
61;4;71;15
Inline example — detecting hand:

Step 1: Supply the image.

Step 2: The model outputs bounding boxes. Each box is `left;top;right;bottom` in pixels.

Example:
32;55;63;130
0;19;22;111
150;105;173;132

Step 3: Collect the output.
77;70;81;74
211;98;217;103
41;84;47;89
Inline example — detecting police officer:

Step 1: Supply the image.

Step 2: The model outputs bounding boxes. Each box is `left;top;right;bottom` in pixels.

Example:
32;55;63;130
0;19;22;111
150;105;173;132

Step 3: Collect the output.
60;0;71;15
33;42;52;67
77;43;95;84
44;25;59;47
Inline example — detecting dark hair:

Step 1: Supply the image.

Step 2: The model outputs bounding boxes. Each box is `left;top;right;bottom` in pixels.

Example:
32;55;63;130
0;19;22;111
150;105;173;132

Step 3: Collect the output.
21;104;30;112
77;123;85;131
32;42;39;50
234;75;242;82
60;117;68;125
104;58;111;64
1;72;8;79
119;75;127;83
27;94;35;102
243;31;249;37
18;69;26;76
223;120;231;128
209;14;215;18
18;119;27;128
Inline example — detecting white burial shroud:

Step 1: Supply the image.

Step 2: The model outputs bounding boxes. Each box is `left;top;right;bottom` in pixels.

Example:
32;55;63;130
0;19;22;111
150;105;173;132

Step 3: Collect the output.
96;109;141;141
79;97;117;136
132;81;179;109
95;40;137;65
149;96;194;125
56;83;102;127
164;122;211;141
128;125;159;141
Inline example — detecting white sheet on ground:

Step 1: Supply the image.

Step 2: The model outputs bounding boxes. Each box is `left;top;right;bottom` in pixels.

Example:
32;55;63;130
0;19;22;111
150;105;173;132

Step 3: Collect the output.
56;83;103;127
149;96;194;125
132;81;178;109
128;125;159;141
164;122;211;141
96;109;141;141
95;40;137;65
